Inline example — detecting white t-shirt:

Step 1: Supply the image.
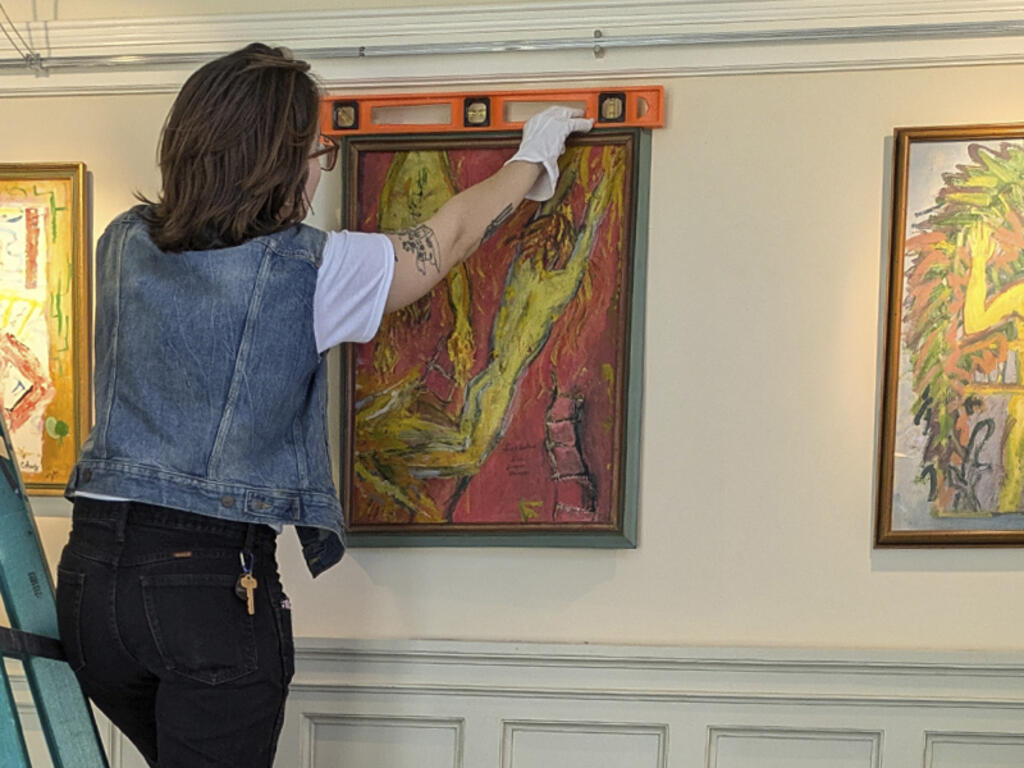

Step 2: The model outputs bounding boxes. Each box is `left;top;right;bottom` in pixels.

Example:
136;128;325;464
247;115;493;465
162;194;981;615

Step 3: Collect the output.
313;230;395;352
77;229;396;507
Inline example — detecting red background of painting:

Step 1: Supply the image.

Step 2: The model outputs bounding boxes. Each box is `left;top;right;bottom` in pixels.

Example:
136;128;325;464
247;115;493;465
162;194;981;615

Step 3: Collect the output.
350;141;630;526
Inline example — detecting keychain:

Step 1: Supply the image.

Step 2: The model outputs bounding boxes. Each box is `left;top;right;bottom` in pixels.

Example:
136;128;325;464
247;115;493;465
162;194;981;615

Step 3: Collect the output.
235;551;258;616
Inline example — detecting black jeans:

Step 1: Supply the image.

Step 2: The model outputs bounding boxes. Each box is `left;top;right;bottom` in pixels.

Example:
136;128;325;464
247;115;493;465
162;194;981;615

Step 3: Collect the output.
56;498;294;767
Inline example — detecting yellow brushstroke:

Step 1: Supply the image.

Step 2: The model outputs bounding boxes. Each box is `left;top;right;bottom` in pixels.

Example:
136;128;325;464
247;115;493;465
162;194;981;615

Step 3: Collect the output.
600;363;616;434
548;146;625;368
999;395;1024;512
354;460;445;523
578;149;590;190
379;151;454;228
519;499;542;522
0;295;43;336
372;332;399;378
601;363;615;400
446;264;474;386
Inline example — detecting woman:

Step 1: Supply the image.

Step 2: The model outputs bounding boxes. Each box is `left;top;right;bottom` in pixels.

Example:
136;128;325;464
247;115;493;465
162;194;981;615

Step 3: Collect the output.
56;43;590;767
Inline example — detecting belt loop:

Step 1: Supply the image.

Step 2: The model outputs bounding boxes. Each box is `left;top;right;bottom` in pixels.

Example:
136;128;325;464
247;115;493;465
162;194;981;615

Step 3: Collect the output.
113;501;130;543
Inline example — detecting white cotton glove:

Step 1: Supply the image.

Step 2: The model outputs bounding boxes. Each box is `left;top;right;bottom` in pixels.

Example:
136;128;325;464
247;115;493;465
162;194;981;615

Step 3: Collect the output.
505;105;595;201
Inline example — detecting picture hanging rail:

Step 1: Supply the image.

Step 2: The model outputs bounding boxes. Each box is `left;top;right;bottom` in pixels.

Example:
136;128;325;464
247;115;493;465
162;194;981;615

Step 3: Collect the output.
328;85;662;548
319;86;664;136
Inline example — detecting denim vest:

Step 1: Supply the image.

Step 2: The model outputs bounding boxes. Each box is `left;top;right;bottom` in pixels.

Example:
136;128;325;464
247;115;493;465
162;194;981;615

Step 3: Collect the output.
65;207;344;576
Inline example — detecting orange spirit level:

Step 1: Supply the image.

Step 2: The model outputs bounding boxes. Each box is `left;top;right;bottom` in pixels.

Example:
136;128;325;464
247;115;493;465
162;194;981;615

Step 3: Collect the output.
320;86;664;136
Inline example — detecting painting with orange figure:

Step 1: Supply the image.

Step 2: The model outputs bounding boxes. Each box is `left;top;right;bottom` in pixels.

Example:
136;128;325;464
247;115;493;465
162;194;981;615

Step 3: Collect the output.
880;127;1024;544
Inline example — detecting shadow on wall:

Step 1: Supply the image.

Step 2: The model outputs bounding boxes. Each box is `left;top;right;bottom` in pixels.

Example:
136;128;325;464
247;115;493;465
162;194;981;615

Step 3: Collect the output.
2;2;60;23
870;546;1024;574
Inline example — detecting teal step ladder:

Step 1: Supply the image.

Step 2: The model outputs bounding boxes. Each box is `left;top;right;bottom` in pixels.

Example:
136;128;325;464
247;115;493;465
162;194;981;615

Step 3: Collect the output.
0;409;108;767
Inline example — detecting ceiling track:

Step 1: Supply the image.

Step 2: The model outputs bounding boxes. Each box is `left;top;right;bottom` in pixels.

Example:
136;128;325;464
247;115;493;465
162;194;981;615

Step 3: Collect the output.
3;18;1024;72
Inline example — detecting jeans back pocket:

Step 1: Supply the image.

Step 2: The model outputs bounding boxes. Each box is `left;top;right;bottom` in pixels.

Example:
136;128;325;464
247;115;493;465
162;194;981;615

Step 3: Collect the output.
140;573;257;685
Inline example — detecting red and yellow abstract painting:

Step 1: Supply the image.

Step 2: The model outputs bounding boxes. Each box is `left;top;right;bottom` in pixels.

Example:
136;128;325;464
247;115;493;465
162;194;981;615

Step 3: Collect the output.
342;133;641;539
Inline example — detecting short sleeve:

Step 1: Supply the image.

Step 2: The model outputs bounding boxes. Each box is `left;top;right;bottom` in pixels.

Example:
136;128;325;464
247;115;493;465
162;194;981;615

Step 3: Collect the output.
313;230;395;352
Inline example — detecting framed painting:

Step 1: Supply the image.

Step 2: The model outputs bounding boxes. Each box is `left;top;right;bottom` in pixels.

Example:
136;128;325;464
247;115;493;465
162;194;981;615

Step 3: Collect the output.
0;164;90;493
339;130;649;546
878;124;1024;545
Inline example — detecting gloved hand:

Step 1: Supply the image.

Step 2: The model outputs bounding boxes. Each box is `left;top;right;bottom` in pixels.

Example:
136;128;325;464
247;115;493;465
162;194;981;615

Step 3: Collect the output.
505;105;594;201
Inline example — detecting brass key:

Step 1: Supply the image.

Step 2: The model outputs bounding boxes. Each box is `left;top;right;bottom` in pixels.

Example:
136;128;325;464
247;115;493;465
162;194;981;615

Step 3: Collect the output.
239;572;258;616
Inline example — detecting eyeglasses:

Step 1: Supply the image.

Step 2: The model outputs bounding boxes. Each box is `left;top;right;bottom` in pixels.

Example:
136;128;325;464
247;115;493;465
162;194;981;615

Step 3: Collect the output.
310;135;339;172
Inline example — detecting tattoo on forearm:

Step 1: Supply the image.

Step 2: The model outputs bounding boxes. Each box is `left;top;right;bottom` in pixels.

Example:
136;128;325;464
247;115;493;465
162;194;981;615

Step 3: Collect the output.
396;224;441;275
481;204;515;246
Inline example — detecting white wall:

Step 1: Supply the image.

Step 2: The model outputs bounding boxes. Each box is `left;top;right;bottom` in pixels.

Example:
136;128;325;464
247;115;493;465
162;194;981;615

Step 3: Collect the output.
4;2;1024;654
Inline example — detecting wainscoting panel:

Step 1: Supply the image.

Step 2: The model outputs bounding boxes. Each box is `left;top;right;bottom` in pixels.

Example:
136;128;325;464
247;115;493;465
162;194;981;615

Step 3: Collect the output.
501;721;668;768
925;732;1024;768
304;714;463;768
13;640;1024;767
707;727;882;768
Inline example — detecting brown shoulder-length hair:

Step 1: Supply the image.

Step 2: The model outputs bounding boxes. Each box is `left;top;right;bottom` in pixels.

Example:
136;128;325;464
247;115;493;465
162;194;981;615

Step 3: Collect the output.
138;43;320;252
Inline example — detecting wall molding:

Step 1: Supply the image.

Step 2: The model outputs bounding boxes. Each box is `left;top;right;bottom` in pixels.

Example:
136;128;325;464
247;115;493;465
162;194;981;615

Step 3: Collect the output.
286;638;1024;709
2;1;1024;96
294;639;1024;677
285;682;1024;710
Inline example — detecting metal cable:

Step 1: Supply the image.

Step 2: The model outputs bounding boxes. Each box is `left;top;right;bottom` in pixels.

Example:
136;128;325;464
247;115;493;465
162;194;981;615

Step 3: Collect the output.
0;21;25;60
0;1;40;67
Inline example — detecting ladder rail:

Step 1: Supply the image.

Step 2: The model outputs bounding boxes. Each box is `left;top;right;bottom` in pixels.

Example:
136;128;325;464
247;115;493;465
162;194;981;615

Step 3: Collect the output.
0;657;31;767
0;416;108;767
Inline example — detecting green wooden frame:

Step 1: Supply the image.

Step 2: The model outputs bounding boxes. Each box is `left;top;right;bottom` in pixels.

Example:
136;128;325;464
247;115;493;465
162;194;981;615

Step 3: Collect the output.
339;129;650;547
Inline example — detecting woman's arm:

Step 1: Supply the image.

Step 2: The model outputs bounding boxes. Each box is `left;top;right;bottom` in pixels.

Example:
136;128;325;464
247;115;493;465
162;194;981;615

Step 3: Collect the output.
383;161;539;311
382;106;592;312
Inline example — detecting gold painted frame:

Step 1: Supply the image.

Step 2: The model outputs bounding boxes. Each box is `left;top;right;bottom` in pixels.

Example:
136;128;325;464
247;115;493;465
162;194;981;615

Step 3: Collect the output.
878;124;1024;545
0;163;90;493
